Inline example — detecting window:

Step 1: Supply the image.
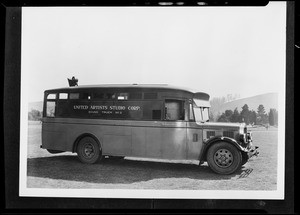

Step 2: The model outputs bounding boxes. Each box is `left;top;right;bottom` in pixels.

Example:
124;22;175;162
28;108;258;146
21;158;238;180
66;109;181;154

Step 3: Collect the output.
142;101;163;120
202;107;209;122
193;107;202;122
46;101;56;117
193;107;209;122
81;92;91;100
93;92;105;100
165;99;184;121
47;93;56;100
193;99;210;122
69;93;79;99
105;93;115;99
129;93;142;100
59;93;68;99
117;93;129;100
189;103;195;121
144;92;157;99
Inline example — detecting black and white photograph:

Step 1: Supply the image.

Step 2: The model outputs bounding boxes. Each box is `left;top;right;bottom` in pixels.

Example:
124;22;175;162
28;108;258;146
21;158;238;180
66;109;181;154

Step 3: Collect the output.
19;2;286;199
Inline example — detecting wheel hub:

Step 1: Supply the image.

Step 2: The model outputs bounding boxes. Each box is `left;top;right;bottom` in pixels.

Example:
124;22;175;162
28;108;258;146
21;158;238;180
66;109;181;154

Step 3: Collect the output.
84;143;95;158
214;149;233;168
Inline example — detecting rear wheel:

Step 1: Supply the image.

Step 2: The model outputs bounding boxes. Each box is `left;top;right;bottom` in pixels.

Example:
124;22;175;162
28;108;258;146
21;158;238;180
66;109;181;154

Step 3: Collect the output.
76;136;102;164
206;141;242;174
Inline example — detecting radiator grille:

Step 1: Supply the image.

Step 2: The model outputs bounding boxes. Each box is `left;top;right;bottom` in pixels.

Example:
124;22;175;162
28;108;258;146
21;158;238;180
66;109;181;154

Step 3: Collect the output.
206;131;215;138
223;131;234;138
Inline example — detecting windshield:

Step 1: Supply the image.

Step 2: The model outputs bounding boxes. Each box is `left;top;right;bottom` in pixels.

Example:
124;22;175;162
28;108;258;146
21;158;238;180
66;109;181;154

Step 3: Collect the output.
202;107;209;121
193;99;210;122
193;107;210;122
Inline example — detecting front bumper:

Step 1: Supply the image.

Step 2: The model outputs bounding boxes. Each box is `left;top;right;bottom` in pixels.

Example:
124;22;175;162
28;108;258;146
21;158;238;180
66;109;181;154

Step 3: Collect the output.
247;146;259;158
240;131;259;158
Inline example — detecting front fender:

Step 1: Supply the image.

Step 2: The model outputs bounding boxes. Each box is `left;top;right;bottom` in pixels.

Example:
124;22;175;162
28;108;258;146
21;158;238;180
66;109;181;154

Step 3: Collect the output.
199;136;247;162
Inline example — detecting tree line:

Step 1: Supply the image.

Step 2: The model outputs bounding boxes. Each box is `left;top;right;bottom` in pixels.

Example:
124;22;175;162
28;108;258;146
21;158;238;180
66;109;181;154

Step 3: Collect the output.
28;109;42;121
217;104;278;126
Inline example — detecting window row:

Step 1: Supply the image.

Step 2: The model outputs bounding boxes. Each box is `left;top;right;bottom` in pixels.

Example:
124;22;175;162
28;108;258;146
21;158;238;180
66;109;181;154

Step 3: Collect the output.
45;99;195;121
46;92;158;101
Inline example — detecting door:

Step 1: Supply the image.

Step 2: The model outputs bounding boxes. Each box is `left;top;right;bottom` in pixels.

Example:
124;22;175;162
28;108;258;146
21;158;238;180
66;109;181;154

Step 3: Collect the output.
186;103;203;160
148;99;187;160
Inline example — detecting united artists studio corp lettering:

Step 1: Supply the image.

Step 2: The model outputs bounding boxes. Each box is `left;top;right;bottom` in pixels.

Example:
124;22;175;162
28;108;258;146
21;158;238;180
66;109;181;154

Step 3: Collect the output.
73;105;141;114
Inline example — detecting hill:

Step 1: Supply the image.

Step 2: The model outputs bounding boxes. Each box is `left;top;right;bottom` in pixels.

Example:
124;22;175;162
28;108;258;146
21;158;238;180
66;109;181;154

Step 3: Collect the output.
218;92;278;114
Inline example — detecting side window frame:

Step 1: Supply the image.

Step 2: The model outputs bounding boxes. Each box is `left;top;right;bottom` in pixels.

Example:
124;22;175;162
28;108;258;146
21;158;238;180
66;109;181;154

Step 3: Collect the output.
69;92;80;100
59;93;68;100
81;92;92;100
45;93;57;118
164;99;185;121
189;102;195;121
117;92;129;100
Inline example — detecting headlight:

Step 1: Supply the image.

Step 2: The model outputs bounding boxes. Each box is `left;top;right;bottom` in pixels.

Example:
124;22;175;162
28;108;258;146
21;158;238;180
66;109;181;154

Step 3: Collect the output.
247;132;253;142
239;127;244;134
239;133;247;143
239;126;247;135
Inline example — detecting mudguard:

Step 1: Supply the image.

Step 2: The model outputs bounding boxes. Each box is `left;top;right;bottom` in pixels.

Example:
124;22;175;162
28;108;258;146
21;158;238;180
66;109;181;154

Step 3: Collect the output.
199;136;248;162
72;133;102;153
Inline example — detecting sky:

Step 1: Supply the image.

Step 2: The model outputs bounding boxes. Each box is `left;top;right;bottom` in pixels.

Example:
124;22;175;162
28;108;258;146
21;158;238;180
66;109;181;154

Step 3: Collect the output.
21;2;286;103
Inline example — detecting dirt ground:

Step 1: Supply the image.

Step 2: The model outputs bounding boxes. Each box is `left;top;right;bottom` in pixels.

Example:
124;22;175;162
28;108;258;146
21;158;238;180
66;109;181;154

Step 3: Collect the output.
26;121;278;190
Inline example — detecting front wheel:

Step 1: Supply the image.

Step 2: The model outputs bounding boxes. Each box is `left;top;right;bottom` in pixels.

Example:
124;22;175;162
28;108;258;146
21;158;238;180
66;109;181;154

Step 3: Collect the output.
77;136;103;164
241;152;249;166
206;141;242;175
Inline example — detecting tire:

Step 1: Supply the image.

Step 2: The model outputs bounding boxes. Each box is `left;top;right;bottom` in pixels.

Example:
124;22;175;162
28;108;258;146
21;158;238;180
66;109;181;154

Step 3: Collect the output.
206;141;242;175
241;152;249;166
76;136;102;164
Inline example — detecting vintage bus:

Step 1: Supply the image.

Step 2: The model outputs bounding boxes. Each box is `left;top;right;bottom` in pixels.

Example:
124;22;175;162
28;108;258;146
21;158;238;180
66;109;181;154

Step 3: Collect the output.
41;84;258;174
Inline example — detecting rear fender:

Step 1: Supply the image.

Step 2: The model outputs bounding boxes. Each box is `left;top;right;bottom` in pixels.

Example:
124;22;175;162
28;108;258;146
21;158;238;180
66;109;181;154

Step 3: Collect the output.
199;136;246;162
72;133;102;153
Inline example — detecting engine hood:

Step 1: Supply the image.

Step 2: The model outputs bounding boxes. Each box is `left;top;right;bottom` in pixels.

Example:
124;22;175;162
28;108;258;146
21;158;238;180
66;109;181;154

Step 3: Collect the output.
200;121;246;130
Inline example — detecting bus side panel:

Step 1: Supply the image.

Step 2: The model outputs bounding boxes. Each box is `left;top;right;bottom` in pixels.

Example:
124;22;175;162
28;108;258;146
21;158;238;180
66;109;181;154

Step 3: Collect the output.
95;124;132;156
145;127;162;158
144;122;187;160
131;127;146;157
102;134;131;156
42;122;70;151
161;122;187;160
186;123;203;160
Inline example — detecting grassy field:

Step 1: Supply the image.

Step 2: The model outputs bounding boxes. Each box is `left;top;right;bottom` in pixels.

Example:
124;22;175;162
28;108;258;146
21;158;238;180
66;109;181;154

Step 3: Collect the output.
27;121;278;190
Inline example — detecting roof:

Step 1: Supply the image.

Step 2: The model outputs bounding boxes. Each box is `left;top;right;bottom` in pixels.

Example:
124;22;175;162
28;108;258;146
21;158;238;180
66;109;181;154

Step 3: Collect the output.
45;84;210;100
